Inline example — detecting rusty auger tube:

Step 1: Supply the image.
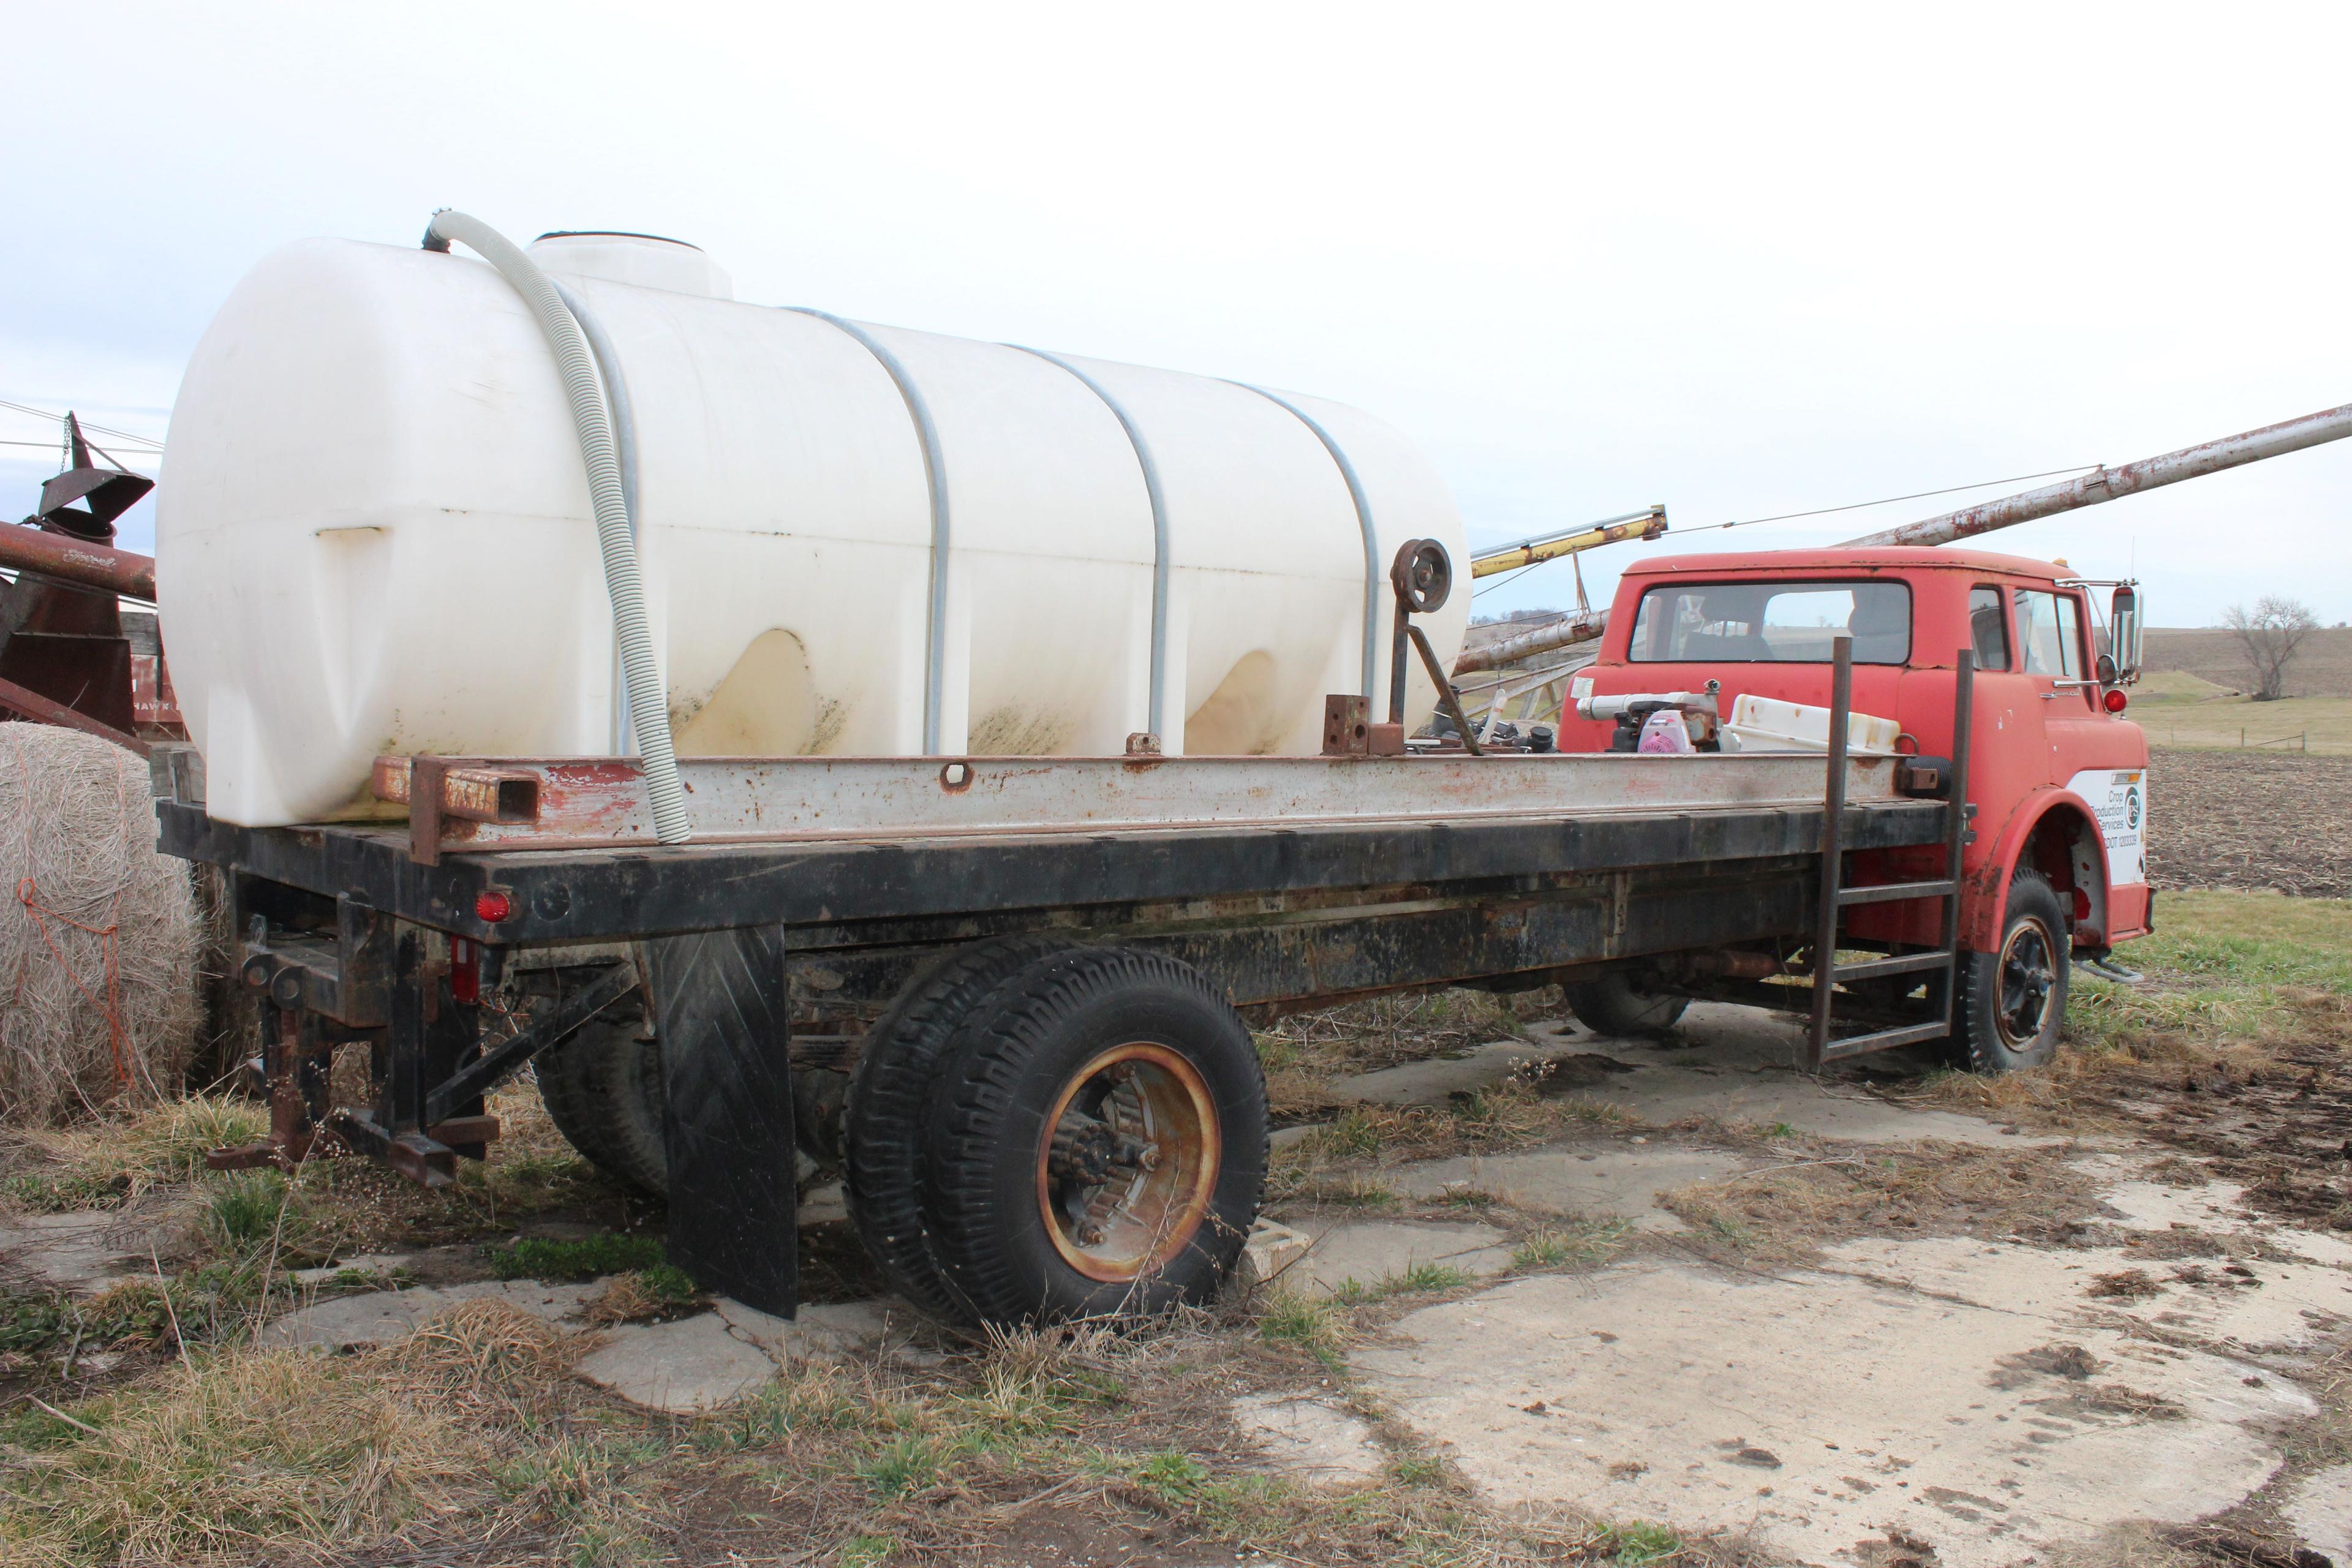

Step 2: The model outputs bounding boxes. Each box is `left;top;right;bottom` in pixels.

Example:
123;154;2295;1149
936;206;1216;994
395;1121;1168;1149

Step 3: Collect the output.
1451;397;2352;678
1844;399;2352;548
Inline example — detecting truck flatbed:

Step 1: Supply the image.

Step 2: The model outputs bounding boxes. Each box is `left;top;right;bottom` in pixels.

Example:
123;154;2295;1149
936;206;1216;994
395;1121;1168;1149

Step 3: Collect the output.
159;750;1944;945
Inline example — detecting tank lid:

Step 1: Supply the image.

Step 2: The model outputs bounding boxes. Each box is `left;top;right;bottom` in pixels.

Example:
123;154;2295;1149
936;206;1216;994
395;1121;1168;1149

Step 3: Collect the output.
527;230;733;300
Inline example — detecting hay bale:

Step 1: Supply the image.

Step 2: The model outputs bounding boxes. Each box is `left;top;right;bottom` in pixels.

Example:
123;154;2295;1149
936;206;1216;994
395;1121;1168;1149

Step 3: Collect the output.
0;722;201;1125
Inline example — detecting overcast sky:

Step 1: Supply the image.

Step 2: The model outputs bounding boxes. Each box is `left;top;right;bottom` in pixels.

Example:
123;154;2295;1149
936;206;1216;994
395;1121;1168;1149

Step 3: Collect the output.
7;1;2347;627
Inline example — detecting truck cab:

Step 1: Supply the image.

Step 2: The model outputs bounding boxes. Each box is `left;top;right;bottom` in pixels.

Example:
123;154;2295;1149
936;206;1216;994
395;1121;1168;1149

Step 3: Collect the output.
1556;546;2150;1066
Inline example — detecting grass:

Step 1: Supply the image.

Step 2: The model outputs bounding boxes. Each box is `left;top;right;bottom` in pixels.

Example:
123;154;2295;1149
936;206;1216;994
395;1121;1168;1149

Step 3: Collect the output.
202;1169;294;1254
1512;1218;1632;1272
856;1433;955;1499
1914;889;2352;1129
1;1341;478;1563
2132;688;2352;755
1;1263;1772;1568
1386;1261;1471;1294
2;1096;268;1211
692;1366;868;1453
0;1298;646;1567
1608;1521;1684;1565
489;1231;667;1281
580;1264;702;1325
1658;1145;2099;1265
1256;1289;1348;1368
1268;1077;1641;1205
1255;988;1562;1116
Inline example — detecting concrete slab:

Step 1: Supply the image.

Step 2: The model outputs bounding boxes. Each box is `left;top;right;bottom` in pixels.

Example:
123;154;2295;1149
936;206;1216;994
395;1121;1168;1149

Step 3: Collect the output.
1332;1033;1574;1107
1392;1145;1747;1232
712;1296;900;1365
1232;1393;1384;1487
1355;1245;2318;1568
289;1253;415;1286
2285;1463;2352;1562
2098;1175;2352;1268
1822;1234;2352;1358
0;1206;194;1294
1287;1219;1512;1298
575;1311;775;1412
261;1279;596;1349
799;1183;849;1227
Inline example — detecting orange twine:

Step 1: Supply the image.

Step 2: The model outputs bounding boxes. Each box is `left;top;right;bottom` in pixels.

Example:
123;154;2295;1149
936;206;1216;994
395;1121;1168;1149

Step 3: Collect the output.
15;875;131;1092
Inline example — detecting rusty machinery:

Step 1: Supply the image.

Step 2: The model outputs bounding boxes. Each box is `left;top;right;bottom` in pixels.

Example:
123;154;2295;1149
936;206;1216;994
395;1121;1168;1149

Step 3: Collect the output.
0;413;179;753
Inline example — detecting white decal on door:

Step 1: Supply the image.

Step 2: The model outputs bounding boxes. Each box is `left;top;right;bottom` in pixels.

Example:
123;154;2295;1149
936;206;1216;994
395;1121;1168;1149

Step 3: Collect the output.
2065;769;2146;886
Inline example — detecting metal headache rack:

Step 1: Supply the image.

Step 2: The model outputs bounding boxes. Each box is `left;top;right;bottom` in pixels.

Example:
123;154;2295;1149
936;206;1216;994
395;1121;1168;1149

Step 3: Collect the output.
1807;642;1977;1066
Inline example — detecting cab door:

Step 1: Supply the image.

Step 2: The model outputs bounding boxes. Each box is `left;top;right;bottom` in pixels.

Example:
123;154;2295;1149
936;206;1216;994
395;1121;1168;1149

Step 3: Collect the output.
2021;586;2149;937
1920;583;2043;881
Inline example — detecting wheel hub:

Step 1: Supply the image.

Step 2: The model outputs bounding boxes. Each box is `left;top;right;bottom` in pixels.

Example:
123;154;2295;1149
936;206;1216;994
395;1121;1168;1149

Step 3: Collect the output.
1034;1043;1219;1283
1996;920;2057;1047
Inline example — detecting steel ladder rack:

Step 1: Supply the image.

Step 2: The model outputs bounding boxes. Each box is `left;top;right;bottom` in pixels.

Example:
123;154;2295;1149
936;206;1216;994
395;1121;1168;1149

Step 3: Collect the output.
1806;639;1977;1066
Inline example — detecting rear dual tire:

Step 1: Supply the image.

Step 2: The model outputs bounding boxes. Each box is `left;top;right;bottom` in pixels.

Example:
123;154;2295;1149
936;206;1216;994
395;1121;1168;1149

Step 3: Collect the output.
848;944;1268;1326
535;1003;668;1196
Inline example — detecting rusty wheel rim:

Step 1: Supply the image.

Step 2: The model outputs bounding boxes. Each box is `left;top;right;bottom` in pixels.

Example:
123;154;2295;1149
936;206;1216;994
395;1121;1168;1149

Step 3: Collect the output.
1995;917;2059;1049
1033;1042;1221;1283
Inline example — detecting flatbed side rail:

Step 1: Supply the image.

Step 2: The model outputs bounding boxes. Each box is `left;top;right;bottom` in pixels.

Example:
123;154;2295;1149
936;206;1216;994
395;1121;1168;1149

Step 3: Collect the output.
355;748;1920;861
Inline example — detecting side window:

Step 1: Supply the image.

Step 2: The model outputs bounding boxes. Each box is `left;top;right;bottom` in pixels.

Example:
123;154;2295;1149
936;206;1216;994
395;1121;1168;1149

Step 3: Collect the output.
1968;586;2011;671
2013;589;2083;678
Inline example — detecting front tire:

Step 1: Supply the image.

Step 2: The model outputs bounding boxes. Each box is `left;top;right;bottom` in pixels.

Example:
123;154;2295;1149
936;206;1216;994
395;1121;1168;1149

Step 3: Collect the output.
920;948;1267;1325
1949;868;2069;1073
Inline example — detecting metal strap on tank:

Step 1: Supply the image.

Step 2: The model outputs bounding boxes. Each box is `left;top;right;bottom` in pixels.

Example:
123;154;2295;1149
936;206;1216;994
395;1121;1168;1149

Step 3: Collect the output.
788;308;951;753
1011;347;1170;737
1231;383;1381;700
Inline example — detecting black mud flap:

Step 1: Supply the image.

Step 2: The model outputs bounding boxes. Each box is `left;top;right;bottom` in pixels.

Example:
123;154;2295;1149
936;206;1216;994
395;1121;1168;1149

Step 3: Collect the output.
647;924;798;1317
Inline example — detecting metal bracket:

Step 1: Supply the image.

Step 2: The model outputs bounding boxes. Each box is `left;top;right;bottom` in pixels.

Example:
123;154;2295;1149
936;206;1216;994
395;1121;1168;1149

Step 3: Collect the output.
423;962;638;1125
1386;538;1483;755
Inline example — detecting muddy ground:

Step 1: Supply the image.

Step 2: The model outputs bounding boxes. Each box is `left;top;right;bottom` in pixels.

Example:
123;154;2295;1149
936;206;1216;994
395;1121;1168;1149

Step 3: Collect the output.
4;892;2351;1568
2147;749;2352;900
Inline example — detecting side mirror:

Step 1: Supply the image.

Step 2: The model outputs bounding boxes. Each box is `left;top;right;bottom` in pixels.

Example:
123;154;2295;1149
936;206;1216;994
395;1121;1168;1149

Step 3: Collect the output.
2095;651;2119;685
2108;584;2143;682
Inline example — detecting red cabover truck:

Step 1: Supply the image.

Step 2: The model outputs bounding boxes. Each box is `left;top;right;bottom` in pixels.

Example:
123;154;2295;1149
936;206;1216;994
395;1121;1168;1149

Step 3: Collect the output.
1555;546;2149;1074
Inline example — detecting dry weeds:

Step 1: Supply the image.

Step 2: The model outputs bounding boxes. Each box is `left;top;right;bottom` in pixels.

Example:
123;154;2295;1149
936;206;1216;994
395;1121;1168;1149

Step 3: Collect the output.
1;1095;264;1212
1257;987;1556;1115
0;1298;643;1566
1268;1066;1635;1208
4;1335;481;1563
1656;1144;2105;1267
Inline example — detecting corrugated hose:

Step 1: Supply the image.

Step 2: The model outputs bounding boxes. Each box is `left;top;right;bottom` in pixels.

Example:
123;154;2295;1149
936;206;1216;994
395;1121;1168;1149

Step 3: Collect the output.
421;209;690;843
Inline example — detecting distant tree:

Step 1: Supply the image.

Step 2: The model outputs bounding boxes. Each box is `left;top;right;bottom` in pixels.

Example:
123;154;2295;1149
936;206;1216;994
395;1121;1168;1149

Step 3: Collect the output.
2221;595;2320;701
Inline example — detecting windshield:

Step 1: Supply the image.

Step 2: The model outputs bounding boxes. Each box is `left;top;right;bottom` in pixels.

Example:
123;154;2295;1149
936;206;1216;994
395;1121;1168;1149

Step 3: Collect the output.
1627;580;1913;664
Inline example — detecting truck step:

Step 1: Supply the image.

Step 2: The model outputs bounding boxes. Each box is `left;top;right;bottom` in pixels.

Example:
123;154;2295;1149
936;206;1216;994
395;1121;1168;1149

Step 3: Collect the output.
1818;1019;1952;1061
1826;949;1955;982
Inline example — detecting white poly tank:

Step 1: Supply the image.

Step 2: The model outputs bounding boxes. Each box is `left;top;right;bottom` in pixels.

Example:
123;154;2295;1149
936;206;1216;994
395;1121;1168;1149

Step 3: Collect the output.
156;232;1469;826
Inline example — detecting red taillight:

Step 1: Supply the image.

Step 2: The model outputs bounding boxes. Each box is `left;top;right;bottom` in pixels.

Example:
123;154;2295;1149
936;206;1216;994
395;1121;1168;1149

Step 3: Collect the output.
475;889;514;923
2103;688;2128;714
450;936;480;1004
